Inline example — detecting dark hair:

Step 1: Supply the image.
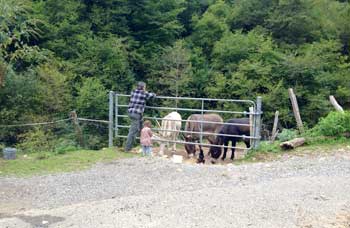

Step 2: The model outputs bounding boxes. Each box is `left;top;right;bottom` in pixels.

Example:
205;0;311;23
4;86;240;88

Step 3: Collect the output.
137;81;146;89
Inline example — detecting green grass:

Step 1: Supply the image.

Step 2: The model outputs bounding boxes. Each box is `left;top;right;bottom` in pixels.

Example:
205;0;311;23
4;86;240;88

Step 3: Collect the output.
0;148;137;177
234;138;350;164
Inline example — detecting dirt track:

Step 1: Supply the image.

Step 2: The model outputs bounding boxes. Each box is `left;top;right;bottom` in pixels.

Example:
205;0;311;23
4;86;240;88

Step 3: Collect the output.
1;147;350;228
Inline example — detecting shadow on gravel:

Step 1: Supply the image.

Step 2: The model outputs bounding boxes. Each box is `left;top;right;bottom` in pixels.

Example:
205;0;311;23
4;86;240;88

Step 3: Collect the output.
0;213;65;227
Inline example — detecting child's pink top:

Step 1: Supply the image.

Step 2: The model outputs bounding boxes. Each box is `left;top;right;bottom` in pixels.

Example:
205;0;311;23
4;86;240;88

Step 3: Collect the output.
140;127;152;146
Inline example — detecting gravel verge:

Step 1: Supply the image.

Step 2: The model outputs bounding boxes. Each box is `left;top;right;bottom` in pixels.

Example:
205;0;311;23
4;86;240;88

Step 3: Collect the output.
1;150;350;227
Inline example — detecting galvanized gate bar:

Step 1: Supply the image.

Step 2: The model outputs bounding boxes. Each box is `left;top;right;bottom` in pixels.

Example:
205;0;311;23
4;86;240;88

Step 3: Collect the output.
117;104;252;115
253;96;262;149
115;94;119;138
117;115;253;127
200;100;204;144
143;117;251;126
114;124;258;139
115;135;252;150
108;91;114;148
116;94;255;105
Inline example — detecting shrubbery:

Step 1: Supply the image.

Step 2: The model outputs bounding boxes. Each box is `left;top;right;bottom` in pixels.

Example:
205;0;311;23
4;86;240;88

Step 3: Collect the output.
277;129;298;142
311;111;350;138
17;128;79;154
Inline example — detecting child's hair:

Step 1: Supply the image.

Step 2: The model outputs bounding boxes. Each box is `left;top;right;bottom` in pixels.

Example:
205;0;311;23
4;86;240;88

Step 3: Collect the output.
143;120;152;128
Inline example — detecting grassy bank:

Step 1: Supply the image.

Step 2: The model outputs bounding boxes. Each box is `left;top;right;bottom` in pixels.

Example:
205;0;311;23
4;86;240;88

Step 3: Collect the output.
0;148;136;177
235;138;350;164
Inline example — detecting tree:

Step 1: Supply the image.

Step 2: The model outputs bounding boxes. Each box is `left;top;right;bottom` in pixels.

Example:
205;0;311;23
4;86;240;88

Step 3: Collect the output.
150;40;192;105
0;0;44;70
266;0;321;45
229;0;277;31
191;1;230;56
127;0;185;46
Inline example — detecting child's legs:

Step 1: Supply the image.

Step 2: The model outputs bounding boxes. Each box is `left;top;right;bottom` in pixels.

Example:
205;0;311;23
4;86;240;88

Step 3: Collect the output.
145;146;152;156
141;145;147;156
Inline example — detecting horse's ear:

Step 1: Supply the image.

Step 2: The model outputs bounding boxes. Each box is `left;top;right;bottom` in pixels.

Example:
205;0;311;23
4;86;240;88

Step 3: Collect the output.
216;136;223;145
185;135;191;139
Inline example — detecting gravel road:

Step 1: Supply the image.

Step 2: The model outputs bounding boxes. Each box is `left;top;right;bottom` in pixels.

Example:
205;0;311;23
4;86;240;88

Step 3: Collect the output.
1;149;350;228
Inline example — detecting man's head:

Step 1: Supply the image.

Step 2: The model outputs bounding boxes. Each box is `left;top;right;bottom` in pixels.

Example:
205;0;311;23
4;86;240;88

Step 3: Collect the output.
137;81;146;90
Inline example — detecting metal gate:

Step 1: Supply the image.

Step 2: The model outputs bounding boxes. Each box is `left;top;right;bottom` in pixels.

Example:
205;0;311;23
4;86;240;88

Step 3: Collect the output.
108;92;262;153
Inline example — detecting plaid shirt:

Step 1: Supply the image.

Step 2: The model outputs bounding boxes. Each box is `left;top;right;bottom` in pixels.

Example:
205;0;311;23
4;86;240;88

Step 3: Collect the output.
128;89;156;114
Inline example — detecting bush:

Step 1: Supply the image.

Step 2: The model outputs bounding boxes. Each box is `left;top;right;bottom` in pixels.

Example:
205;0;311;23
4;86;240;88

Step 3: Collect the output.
257;141;280;153
54;139;79;155
17;128;55;153
312;111;350;137
277;129;298;142
0;143;4;157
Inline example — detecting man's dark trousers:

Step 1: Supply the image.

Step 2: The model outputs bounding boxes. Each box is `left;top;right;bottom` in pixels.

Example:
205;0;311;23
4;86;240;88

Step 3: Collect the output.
125;112;142;151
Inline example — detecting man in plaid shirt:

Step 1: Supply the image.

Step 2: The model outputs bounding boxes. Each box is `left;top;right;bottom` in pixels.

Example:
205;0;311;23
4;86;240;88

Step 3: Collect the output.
125;82;156;152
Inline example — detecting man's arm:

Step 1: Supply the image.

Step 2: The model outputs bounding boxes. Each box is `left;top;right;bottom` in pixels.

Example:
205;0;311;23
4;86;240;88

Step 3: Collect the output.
145;91;156;99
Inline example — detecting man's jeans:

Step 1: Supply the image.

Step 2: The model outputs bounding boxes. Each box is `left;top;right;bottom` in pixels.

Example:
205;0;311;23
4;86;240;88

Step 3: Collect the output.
125;112;142;151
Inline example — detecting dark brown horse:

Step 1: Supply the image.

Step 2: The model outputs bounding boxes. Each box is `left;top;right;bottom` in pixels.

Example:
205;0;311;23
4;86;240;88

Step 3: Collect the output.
184;114;223;158
209;118;251;160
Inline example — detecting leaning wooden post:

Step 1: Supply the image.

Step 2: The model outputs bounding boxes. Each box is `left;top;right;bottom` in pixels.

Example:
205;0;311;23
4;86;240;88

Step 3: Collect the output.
108;91;114;148
70;111;84;147
253;96;262;149
288;88;304;134
329;95;344;113
271;111;279;142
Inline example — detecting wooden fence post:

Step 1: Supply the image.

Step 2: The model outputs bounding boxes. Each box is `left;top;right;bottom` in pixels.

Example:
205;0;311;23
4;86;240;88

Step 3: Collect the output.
288;88;304;134
329;95;344;112
271;111;279;142
70;111;84;147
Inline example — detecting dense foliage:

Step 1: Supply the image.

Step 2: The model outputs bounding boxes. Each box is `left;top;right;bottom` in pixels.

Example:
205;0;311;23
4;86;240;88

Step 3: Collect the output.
1;0;349;149
311;111;350;137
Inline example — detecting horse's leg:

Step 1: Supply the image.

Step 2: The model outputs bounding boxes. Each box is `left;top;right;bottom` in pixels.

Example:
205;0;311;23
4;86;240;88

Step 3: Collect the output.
244;139;250;149
159;143;165;156
172;133;178;152
198;146;205;163
222;140;229;160
230;139;237;160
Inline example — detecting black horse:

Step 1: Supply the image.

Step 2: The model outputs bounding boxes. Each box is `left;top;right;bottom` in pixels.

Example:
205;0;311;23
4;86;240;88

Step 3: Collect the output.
209;118;251;160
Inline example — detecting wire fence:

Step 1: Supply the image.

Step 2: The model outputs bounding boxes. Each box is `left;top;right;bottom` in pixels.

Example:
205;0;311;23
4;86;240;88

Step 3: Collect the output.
0;114;110;151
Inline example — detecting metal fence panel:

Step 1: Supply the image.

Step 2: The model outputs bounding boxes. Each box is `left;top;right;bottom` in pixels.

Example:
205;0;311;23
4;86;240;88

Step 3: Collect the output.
110;93;262;152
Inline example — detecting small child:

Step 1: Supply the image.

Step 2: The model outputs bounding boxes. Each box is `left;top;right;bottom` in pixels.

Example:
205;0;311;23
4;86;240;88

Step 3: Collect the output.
140;120;153;156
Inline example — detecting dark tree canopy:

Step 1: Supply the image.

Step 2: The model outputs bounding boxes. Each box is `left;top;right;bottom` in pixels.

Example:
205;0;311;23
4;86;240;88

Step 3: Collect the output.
1;0;350;148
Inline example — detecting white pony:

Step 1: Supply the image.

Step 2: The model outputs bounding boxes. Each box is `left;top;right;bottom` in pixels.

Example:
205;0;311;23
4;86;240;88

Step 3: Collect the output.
156;111;182;155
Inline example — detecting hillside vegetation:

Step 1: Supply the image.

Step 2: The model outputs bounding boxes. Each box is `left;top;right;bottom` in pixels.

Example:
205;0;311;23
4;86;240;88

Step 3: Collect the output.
1;0;349;149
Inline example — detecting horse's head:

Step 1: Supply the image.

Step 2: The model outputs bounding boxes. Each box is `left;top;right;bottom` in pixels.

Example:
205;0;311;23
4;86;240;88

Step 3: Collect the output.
208;136;223;159
184;135;196;155
208;144;222;159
